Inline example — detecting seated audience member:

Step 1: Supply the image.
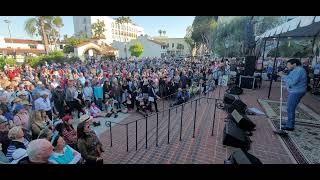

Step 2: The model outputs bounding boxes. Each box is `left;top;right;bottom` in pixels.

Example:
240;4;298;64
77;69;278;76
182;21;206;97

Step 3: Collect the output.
88;102;103;126
48;132;81;164
104;98;119;118
77;115;104;164
0;143;9;164
13;104;32;141
54;115;77;149
171;88;190;106
0;116;10;155
31;110;51;139
0;105;14;128
6;126;30;162
37;127;53;141
19;139;53;164
10;148;28;164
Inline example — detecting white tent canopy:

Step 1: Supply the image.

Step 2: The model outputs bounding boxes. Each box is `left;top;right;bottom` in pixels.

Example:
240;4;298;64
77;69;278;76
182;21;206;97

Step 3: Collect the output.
256;16;320;41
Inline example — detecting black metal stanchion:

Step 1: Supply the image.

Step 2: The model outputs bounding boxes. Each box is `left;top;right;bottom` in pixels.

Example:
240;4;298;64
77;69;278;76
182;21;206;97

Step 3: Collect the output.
135;120;138;151
126;124;129;152
168;109;171;144
156;113;159;147
180;104;184;141
193;99;197;138
145;116;148;149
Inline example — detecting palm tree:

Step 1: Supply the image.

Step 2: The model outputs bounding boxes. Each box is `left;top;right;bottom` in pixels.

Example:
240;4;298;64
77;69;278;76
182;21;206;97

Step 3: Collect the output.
115;16;132;60
25;16;63;54
162;30;166;37
158;30;162;37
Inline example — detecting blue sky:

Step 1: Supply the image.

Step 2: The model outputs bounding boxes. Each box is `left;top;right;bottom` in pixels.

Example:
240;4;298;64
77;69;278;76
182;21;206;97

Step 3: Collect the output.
0;16;194;40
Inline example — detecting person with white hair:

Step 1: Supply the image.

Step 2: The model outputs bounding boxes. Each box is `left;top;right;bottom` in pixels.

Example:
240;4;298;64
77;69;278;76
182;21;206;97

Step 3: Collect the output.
19;139;53;164
6;126;29;162
34;91;52;120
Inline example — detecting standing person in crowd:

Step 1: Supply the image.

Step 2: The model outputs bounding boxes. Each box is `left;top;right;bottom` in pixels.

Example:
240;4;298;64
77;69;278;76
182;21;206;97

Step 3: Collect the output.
93;81;104;110
77;115;104;164
278;59;307;131
34;91;52;120
83;81;94;109
52;86;66;118
65;80;85;118
148;81;160;112
312;61;320;92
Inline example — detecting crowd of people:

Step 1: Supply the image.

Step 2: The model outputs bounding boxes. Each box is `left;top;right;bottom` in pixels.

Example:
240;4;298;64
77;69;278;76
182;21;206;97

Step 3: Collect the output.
0;56;235;164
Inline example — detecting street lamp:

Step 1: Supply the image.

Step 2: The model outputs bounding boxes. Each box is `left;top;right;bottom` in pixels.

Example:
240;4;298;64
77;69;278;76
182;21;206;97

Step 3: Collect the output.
4;19;16;59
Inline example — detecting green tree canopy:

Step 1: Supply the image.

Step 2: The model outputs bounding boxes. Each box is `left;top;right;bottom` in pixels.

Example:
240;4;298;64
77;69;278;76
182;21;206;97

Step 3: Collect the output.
24;16;64;53
191;16;217;53
129;43;144;57
92;20;106;39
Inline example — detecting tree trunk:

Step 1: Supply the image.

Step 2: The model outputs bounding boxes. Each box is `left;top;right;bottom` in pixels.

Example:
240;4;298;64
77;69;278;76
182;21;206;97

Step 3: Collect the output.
40;19;50;54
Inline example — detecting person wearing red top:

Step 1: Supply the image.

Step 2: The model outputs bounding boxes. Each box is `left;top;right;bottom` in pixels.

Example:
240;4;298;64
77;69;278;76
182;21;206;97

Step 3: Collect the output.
55;115;78;150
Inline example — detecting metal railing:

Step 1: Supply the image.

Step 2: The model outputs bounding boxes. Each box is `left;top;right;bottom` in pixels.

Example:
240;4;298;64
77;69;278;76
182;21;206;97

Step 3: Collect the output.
104;86;224;152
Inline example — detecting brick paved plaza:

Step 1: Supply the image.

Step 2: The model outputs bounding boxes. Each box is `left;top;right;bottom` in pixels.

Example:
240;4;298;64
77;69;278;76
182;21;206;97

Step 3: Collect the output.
98;80;320;164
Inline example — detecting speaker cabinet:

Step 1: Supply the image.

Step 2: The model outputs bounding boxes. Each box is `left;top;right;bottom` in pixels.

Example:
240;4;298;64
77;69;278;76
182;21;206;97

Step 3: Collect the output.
223;120;251;150
224;98;247;114
244;56;256;76
230;110;256;132
228;148;262;164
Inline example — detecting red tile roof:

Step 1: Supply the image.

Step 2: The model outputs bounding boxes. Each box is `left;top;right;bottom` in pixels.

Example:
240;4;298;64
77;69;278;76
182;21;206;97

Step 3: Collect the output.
4;38;42;45
0;48;46;54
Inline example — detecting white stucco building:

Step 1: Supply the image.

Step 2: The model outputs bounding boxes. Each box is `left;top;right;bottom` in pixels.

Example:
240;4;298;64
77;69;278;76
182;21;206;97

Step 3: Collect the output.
0;36;65;62
153;36;192;57
111;35;167;59
73;16;145;45
74;41;119;61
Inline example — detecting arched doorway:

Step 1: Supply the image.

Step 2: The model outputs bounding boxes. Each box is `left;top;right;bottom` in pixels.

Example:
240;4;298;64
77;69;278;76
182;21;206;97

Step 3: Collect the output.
83;46;102;60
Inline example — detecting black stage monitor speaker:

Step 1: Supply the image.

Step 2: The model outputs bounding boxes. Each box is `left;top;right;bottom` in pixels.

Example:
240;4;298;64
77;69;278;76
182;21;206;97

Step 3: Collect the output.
223;120;251;150
223;93;239;105
224;98;247;114
228;148;262;164
244;56;256;76
230;109;256;132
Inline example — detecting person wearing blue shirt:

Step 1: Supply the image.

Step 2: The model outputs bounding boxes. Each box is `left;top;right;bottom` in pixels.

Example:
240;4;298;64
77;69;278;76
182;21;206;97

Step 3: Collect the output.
93;82;103;110
278;59;307;131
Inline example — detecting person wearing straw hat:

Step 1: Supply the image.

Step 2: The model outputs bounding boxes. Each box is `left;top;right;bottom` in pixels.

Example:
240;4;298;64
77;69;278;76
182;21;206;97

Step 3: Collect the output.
77;114;104;164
